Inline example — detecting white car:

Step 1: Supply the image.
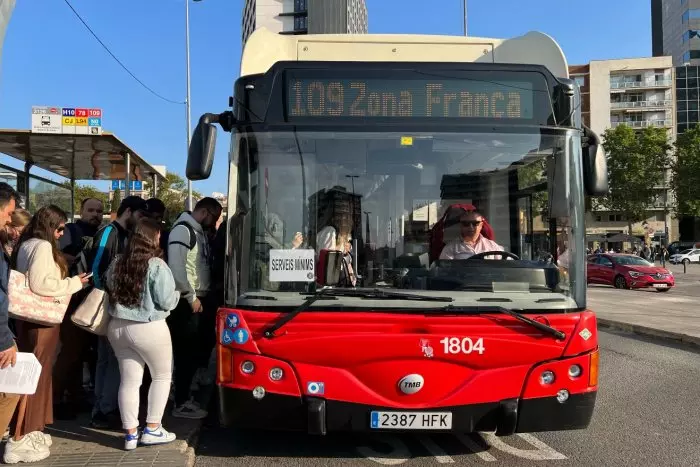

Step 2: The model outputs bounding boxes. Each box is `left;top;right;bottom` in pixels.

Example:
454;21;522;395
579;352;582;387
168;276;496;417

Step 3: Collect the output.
669;248;700;265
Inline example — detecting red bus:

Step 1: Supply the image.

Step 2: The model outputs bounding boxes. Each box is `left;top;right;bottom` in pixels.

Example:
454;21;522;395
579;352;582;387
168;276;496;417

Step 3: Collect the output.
186;29;607;435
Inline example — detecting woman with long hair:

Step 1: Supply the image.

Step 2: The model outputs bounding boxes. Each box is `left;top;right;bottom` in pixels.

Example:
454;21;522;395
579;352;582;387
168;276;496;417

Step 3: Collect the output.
105;218;179;450
0;209;31;257
4;205;88;464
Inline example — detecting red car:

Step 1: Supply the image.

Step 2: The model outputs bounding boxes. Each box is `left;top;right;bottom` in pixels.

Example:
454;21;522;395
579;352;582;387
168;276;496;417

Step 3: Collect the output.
587;254;674;292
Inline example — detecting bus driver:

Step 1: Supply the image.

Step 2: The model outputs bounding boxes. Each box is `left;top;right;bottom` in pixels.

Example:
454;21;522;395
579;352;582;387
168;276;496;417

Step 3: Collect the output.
439;210;506;260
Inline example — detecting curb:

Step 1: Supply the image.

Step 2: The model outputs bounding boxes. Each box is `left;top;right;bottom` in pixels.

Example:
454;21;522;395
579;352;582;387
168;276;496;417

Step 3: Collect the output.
597;318;700;350
183;421;203;467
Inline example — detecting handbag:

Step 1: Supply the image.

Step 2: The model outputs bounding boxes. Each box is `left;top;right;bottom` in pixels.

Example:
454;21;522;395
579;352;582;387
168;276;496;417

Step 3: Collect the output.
70;223;115;335
71;287;110;336
7;269;70;326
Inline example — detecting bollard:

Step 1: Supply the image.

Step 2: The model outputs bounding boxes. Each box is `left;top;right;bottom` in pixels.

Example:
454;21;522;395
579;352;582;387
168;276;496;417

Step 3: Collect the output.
684;261;687;274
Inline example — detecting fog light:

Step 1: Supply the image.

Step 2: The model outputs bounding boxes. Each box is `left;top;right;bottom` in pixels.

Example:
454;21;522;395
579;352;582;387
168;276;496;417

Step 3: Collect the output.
556;389;569;403
252;386;266;400
568;364;582;378
269;367;284;381
540;370;555;385
240;360;255;374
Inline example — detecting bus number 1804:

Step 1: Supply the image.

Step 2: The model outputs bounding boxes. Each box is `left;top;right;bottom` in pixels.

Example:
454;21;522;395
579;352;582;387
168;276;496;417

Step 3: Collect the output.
440;337;485;355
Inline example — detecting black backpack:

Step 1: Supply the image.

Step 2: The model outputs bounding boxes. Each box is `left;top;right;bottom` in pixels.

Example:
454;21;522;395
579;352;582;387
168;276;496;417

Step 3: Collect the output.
164;221;197;262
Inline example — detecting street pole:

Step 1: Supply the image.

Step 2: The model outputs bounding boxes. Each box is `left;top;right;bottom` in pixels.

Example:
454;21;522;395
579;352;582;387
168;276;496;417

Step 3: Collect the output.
185;0;193;211
463;0;467;36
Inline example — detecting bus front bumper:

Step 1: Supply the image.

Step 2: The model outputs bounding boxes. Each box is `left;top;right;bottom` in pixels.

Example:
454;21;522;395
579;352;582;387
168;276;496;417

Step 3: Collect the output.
217;386;597;434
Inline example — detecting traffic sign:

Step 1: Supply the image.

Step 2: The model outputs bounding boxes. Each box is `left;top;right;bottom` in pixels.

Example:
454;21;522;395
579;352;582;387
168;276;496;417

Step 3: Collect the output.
32;106;103;135
111;180;144;191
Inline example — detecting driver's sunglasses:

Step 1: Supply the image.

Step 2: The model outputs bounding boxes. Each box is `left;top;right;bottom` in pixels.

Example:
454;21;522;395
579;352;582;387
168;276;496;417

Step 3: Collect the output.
461;220;482;227
56;226;65;233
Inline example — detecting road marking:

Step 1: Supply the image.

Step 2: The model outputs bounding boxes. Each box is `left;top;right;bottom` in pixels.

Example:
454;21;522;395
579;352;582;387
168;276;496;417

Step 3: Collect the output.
357;432;566;463
416;435;454;463
455;433;497;461
356;434;410;465
481;433;567;460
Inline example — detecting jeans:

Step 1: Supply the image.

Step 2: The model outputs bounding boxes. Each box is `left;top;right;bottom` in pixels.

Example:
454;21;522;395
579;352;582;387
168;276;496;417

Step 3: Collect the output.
108;318;172;430
93;336;120;416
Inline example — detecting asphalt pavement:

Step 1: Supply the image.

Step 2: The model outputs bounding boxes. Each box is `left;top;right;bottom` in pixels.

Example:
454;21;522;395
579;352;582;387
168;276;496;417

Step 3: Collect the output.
193;330;700;467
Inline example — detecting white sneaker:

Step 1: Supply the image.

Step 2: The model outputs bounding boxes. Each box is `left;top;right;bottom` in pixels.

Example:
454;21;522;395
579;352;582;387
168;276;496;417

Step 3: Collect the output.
140;425;176;446
171;400;207;419
3;435;50;464
124;431;139;451
27;431;52;447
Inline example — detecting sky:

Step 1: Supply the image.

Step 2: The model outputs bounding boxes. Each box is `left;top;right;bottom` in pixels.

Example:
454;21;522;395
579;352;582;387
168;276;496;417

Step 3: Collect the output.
0;0;652;196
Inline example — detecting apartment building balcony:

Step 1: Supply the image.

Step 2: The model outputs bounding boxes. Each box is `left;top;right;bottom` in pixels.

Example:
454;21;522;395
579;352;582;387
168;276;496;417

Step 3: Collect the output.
610;100;673;111
611;120;672;128
609;80;673;90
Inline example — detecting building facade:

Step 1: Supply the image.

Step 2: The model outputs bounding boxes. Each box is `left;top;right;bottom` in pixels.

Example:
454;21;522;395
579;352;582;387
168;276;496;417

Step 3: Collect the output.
569;57;678;246
652;0;700;65
242;0;367;47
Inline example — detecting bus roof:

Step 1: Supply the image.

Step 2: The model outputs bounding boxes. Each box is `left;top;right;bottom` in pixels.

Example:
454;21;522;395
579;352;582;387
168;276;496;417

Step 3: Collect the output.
241;28;568;80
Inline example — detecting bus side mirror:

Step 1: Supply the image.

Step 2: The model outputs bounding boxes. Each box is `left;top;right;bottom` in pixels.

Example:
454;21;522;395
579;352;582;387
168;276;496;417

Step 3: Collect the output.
582;126;609;196
186;113;218;181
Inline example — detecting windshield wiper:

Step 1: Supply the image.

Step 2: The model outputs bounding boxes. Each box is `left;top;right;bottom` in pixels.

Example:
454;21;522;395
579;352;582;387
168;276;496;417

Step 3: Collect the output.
263;288;454;339
433;305;566;340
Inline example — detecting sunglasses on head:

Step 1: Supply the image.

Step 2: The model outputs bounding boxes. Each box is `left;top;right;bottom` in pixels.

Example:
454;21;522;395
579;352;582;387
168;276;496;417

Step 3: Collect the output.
460;220;482;227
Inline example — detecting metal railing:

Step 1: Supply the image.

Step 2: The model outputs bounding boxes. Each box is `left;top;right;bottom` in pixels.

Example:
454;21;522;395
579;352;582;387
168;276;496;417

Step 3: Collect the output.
611;120;672;128
610;100;673;109
609;80;673;89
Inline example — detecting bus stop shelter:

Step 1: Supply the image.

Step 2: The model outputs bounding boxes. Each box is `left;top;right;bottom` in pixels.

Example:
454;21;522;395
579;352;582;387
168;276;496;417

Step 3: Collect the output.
0;129;166;216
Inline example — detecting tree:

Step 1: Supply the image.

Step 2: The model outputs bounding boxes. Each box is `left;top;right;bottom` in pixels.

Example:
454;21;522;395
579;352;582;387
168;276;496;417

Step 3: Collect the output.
671;125;700;217
599;124;671;234
60;182;109;215
148;172;202;227
110;188;121;214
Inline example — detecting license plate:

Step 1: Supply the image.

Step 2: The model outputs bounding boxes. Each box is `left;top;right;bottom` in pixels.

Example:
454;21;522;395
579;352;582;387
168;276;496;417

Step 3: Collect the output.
370;411;452;430
654;283;668;288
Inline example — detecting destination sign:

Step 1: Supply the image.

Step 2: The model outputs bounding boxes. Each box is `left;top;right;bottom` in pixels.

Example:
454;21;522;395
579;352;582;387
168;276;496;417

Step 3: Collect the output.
286;77;537;120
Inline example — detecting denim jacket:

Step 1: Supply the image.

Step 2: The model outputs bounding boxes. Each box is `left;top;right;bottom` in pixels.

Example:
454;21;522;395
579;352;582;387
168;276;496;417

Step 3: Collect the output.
106;257;179;322
0;252;13;351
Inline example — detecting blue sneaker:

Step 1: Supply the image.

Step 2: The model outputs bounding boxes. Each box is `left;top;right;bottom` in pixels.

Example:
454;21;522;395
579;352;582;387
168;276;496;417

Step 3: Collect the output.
125;431;139;451
140;425;176;446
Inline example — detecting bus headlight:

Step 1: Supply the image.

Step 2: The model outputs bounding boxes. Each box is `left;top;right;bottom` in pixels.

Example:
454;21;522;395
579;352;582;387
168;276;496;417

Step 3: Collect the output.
540;370;555;385
568;365;582;378
252;386;266;400
556;389;569;403
269;367;284;381
240;361;255;374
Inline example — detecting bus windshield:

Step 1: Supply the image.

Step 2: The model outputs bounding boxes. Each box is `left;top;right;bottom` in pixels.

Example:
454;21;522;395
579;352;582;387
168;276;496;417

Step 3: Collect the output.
230;127;585;312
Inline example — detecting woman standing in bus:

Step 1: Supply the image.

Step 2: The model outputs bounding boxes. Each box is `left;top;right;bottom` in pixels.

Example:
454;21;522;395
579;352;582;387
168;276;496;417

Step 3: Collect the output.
105;218;179;451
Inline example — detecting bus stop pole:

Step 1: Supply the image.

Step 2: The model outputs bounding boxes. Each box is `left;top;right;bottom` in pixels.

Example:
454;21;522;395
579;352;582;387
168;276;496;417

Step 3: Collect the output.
70;178;76;222
124;152;131;198
23;162;31;209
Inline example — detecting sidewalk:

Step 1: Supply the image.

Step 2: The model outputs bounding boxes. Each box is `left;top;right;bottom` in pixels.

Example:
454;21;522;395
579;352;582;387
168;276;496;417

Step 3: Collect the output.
16;409;200;467
588;269;700;349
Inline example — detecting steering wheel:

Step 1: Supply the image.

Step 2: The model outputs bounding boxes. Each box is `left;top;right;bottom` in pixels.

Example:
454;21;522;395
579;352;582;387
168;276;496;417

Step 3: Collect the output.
468;251;520;261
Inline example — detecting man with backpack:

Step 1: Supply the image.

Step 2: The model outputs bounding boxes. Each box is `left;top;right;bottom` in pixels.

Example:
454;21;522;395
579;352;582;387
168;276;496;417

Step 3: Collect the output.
87;196;149;428
59;198;104;264
53;197;105;419
167;197;222;419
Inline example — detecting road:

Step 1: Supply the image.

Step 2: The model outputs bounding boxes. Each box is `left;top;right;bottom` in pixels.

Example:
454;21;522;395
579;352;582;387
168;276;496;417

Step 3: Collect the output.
193;329;700;467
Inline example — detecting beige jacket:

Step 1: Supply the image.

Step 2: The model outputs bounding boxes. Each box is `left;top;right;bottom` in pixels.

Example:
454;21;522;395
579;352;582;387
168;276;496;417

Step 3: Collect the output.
15;238;83;297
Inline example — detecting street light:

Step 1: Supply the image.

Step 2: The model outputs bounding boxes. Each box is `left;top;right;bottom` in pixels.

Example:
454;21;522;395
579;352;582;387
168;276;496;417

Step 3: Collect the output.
185;0;203;211
462;0;467;36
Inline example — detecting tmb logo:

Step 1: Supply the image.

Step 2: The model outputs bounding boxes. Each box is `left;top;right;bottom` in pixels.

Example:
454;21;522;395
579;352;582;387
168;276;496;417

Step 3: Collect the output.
398;374;425;394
